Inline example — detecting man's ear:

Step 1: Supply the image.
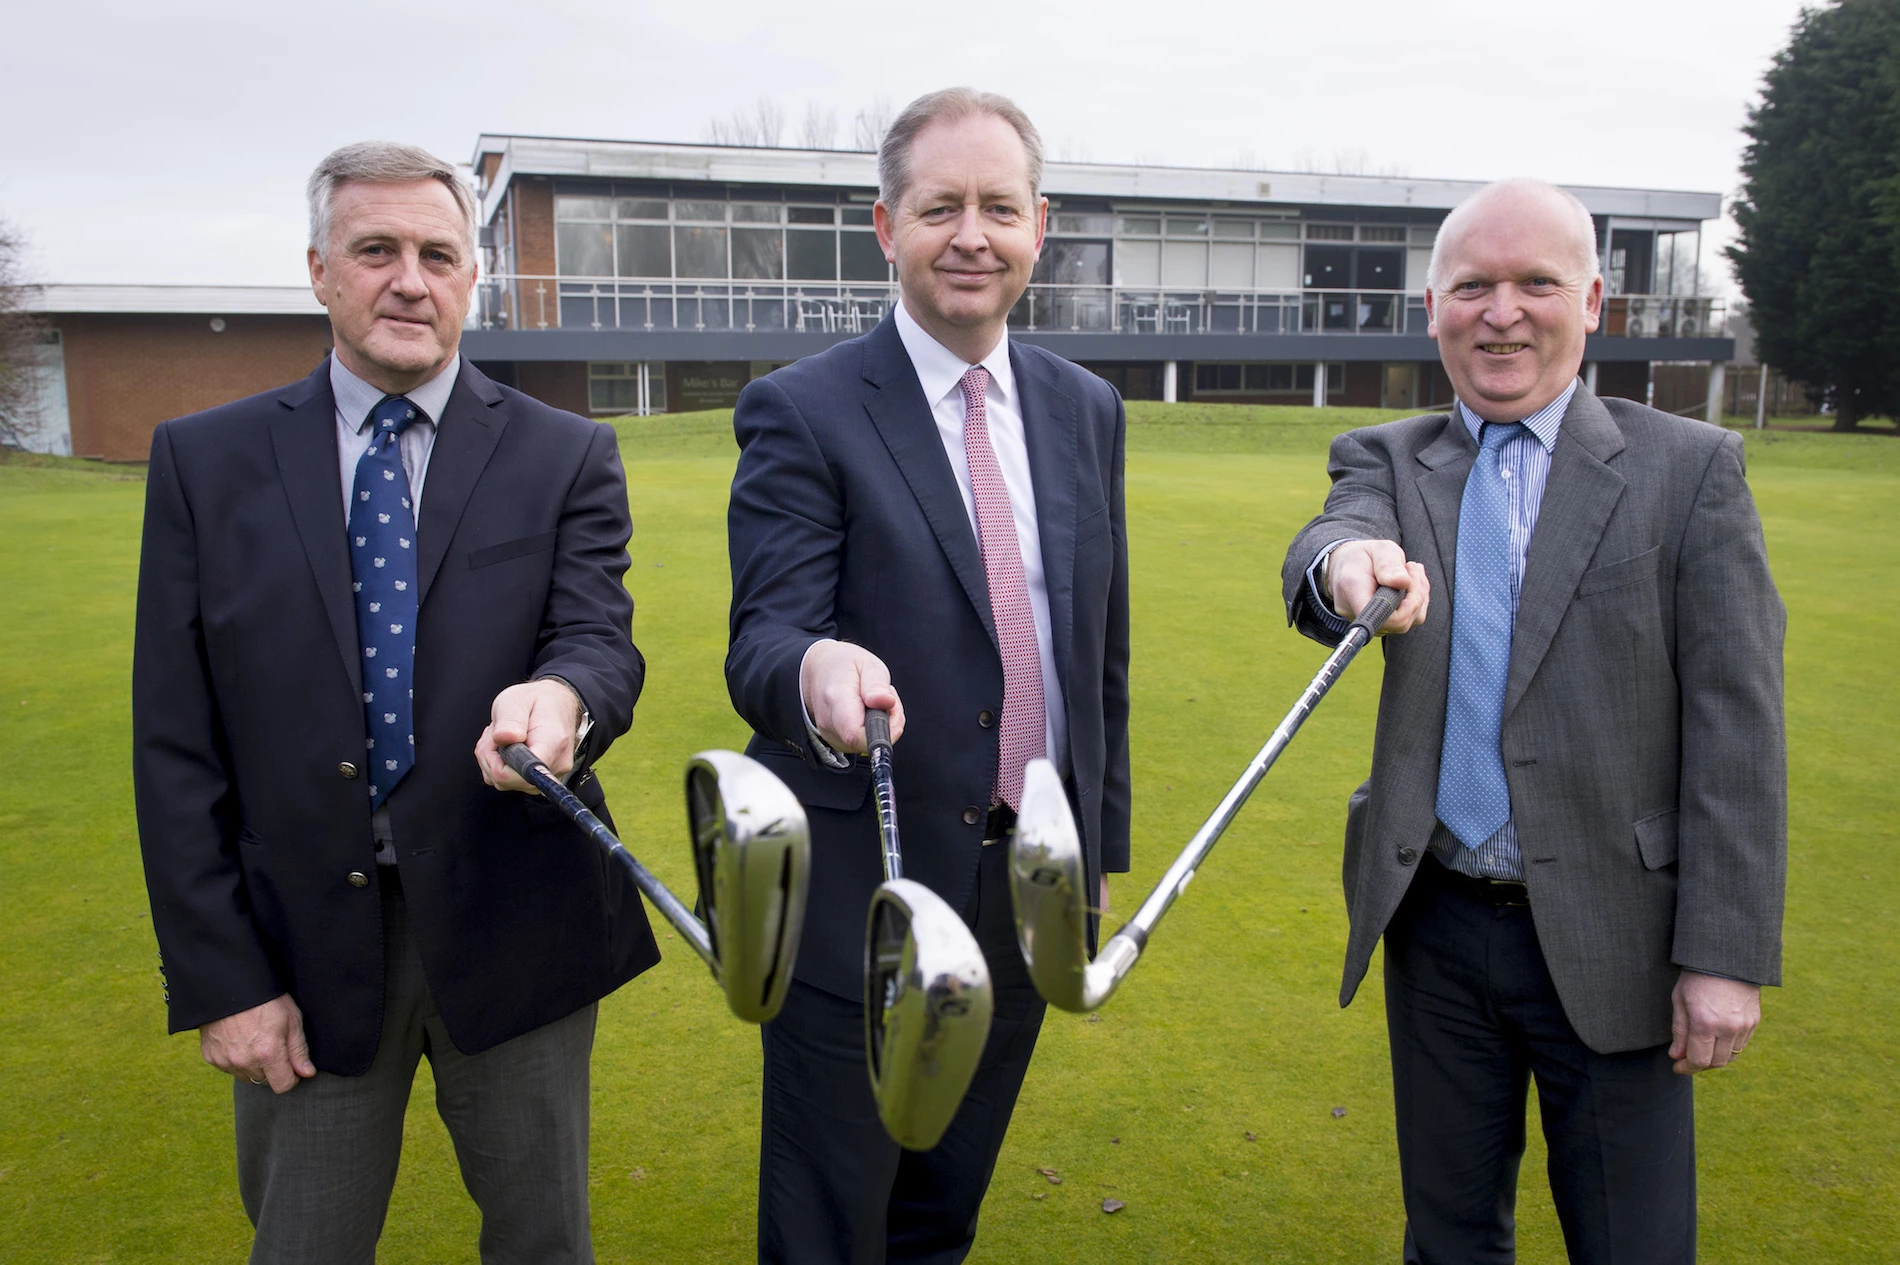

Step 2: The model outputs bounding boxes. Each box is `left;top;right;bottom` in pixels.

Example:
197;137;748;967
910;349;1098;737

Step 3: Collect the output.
1581;275;1603;334
874;200;897;264
307;247;328;307
1423;287;1438;340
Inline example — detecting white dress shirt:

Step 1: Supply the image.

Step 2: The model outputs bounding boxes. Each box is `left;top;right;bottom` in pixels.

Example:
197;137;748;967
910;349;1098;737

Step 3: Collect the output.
331;353;460;523
802;304;1068;775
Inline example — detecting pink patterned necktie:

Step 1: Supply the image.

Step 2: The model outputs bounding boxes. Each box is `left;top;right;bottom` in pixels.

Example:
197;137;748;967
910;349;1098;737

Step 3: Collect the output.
959;366;1046;811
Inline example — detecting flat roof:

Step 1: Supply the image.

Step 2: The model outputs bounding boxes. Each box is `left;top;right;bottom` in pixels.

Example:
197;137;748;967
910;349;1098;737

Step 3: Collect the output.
23;284;325;315
473;133;1724;225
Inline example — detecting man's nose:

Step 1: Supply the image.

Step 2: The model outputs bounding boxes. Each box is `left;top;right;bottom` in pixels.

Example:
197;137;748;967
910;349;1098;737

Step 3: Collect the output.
1483;283;1525;328
949;205;988;253
390;250;429;298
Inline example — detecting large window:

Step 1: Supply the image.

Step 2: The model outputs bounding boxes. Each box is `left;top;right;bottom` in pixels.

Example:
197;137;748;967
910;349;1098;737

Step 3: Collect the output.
554;193;888;284
1193;362;1343;395
1111;213;1301;289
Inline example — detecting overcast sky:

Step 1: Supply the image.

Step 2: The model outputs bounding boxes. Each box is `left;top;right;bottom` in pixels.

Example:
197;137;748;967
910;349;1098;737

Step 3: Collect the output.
1;0;1810;292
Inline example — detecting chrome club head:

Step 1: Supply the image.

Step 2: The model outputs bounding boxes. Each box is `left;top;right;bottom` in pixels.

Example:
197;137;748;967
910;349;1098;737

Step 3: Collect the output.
1008;758;1096;1013
685;751;811;1024
864;878;995;1152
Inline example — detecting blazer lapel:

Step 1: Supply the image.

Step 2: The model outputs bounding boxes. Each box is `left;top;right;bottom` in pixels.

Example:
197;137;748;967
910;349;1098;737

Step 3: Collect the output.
1504;388;1627;719
416;363;508;606
1413;413;1473;592
1013;343;1079;704
861;320;997;644
269;361;361;698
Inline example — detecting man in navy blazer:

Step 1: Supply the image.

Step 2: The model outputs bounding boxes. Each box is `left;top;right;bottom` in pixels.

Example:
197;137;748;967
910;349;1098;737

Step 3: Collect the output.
132;142;656;1263
727;90;1131;1262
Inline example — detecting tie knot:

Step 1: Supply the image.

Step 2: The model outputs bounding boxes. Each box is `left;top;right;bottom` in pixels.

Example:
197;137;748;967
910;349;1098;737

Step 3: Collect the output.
369;396;423;438
1480;422;1523;453
958;366;990;409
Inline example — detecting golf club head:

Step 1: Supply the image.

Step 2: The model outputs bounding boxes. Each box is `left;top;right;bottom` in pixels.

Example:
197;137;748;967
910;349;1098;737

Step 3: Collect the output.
1008;758;1096;1013
684;751;811;1024
864;877;995;1151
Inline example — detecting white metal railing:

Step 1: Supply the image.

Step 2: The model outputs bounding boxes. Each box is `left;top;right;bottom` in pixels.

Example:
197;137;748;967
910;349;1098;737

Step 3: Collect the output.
471;276;1723;340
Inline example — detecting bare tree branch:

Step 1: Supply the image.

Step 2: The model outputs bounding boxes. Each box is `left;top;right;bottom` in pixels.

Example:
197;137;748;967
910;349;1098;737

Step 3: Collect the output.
0;217;54;452
799;103;838;150
851;98;893;153
704;97;786;148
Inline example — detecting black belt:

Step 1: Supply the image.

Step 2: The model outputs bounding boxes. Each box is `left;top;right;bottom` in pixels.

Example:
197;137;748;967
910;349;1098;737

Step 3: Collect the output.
982;804;1016;847
1424;852;1530;907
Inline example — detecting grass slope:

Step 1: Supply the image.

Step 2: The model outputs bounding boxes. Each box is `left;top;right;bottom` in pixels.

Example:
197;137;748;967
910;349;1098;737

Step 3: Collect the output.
0;405;1893;1262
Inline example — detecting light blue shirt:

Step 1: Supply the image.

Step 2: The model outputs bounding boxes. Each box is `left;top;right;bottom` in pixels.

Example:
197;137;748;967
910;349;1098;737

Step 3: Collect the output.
1306;379;1577;881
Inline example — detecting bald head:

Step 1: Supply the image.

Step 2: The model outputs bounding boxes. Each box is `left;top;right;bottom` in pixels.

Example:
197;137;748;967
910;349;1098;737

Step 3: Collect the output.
1427;180;1599;298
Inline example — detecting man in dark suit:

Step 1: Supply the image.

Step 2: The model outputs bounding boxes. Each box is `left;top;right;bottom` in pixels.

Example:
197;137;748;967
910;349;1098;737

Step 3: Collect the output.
726;88;1130;1263
1282;180;1786;1263
132;141;657;1263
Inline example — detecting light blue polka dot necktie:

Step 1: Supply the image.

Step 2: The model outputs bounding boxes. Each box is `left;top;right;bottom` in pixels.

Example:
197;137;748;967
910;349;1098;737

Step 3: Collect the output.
349;396;422;810
1436;422;1523;849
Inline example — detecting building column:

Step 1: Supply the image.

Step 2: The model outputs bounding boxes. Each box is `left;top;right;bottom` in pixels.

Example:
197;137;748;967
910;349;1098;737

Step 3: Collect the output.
1756;365;1769;430
1706;362;1727;426
1312;363;1327;409
1584;361;1598;394
1163;360;1178;403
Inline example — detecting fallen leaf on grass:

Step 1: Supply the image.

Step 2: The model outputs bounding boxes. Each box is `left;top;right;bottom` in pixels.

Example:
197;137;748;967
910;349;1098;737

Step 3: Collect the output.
1086;1014;1102;1024
629;1167;647;1181
1110;1137;1120;1144
1032;1192;1046;1201
1331;1107;1348;1118
1038;1168;1062;1185
1243;1131;1256;1142
1102;1198;1126;1214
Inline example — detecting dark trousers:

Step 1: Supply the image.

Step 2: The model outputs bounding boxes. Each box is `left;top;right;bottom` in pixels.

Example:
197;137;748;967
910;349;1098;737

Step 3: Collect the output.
758;840;1046;1265
234;869;597;1265
1384;855;1695;1265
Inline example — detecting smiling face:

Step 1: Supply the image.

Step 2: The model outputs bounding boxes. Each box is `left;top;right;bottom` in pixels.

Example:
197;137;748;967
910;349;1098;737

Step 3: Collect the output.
1426;185;1602;422
874;113;1046;363
308;178;474;394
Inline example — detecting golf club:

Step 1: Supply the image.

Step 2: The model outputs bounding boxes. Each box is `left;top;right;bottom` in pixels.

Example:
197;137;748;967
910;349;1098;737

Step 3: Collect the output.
501;743;810;1024
1009;584;1404;1013
860;708;996;1152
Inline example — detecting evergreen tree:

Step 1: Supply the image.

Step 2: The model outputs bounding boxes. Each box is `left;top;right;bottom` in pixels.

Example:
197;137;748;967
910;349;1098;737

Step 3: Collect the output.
1728;0;1900;429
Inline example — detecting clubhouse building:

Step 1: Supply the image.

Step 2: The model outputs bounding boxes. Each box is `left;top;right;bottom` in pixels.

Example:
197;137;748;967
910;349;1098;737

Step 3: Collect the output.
15;135;1732;461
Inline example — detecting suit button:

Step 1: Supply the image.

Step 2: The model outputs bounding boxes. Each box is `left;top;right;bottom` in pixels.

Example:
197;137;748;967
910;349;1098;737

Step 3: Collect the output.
338;762;359;780
978;710;996;728
347;871;370;888
962;806;982;826
1397;847;1419;866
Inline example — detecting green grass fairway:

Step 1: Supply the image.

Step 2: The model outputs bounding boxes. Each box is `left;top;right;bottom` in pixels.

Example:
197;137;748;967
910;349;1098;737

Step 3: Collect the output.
1;405;1894;1261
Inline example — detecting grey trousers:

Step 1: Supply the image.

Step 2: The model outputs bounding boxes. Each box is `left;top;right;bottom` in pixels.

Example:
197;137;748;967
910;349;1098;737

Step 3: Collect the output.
234;869;597;1264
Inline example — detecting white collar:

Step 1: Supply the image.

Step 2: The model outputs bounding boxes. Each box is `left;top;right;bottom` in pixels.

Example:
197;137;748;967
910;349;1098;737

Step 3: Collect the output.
331;352;462;432
893;299;1015;412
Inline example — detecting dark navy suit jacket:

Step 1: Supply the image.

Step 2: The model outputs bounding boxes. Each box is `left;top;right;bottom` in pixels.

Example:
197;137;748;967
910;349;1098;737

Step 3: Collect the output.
726;316;1131;1000
132;358;659;1075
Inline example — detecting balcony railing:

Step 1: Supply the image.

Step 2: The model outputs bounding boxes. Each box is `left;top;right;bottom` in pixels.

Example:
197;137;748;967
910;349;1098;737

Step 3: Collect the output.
473;276;1723;340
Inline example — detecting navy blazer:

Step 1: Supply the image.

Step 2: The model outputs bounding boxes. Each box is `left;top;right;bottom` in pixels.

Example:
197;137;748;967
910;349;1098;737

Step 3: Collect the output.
132;358;659;1075
726;316;1131;1000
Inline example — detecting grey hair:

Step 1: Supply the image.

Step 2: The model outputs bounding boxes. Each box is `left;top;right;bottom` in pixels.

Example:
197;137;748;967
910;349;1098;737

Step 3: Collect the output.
307;141;477;263
1426;179;1600;297
877;88;1045;208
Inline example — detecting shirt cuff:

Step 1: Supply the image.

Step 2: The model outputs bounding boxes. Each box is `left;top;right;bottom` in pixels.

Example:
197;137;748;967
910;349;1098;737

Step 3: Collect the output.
1303;539;1353;636
797;641;853;771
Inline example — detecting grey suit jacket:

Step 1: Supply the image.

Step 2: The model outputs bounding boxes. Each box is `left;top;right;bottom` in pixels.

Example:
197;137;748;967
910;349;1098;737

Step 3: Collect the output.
1281;387;1786;1053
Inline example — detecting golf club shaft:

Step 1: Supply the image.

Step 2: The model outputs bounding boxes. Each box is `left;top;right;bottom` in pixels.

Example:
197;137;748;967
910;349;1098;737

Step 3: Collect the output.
865;709;902;882
1084;584;1404;1005
500;742;716;967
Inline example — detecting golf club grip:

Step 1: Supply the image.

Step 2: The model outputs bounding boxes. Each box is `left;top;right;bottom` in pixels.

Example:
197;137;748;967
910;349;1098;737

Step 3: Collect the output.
1348;585;1404;643
865;708;893;757
497;744;716;965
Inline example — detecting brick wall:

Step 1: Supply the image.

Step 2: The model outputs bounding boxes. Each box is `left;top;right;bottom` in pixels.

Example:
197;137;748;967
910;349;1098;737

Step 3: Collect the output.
57;312;334;462
516;361;589;417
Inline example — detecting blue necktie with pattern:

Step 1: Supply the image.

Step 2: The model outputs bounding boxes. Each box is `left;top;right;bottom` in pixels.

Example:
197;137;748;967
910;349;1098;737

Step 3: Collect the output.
349;396;422;809
1436;422;1523;849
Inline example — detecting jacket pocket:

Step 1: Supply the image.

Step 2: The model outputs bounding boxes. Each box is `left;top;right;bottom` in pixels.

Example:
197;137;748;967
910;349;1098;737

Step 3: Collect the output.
1634;808;1679;869
1075;503;1110;547
469;531;557;570
1577;545;1660;598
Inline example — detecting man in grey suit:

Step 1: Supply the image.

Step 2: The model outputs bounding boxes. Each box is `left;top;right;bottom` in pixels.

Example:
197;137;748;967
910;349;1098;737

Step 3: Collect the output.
1281;180;1785;1264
